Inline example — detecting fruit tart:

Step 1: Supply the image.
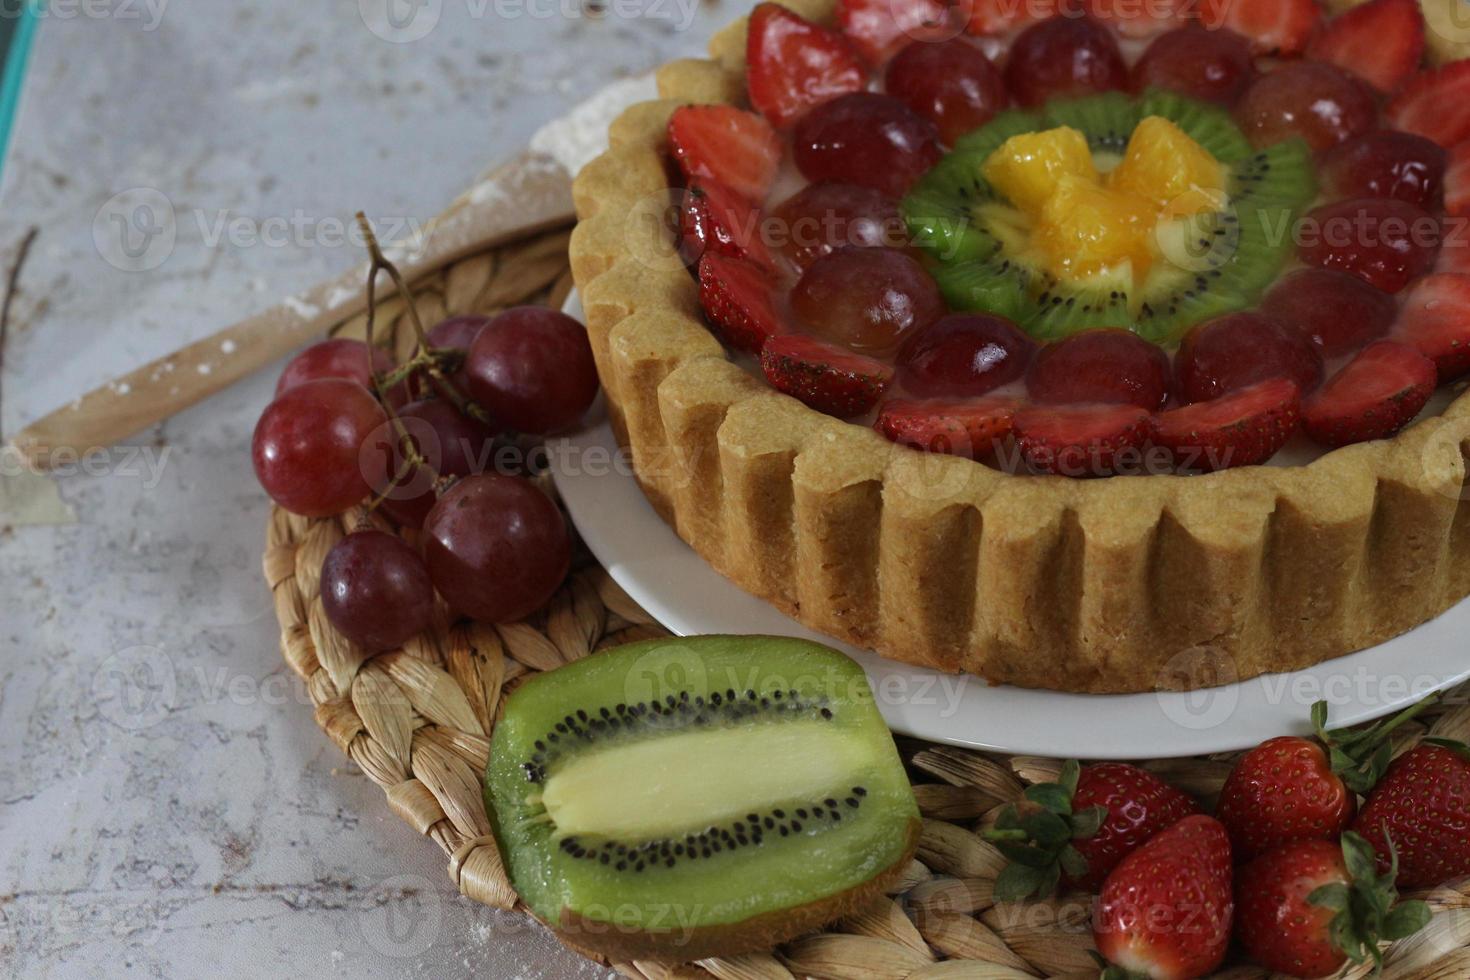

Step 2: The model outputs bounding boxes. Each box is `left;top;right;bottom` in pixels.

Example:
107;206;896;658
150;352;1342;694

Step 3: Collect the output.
569;0;1470;693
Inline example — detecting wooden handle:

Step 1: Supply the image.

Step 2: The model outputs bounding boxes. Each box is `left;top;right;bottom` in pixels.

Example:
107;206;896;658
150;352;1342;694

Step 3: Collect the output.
10;152;575;469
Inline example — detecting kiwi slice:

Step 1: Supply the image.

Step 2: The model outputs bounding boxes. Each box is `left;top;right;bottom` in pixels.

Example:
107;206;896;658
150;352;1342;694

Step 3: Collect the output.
1043;92;1141;156
1136;89;1252;164
1028;269;1137;340
903;157;998;264
950;107;1046;162
484;635;921;962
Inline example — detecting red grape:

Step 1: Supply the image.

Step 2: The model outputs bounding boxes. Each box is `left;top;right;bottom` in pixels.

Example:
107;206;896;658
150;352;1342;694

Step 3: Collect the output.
884;38;1008;146
1298;197;1442;293
1026;329;1171;409
1320;131;1448;210
253;378;390;517
398;398;497;478
1004;15;1128;108
465;307;599;434
771;182;908;271
1235;62;1377;152
791;246;946;356
1132;25;1255;106
378;485;437;531
1176;313;1324;403
277;338;406;407
416;314;492;400
1260;268;1397;358
792;93;943;199
321;530;435;652
897;313;1036;397
422;474;571;623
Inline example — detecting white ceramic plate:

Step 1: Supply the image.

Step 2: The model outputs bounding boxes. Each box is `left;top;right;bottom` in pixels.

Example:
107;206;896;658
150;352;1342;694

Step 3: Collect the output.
551;293;1470;758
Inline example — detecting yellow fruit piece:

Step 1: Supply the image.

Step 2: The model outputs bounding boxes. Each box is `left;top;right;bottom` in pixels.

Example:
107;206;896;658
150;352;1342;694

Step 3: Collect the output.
1035;176;1156;281
982;126;1099;216
1109;116;1227;219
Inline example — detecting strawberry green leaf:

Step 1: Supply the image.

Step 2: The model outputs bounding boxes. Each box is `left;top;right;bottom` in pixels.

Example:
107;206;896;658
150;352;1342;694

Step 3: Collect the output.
1383;901;1432;940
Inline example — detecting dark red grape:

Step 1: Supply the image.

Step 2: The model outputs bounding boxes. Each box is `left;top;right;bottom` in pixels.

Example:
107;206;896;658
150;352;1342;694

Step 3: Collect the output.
1235;62;1377;152
1176;313;1324;403
321;530;435;651
1298;197;1442;293
378;485;437;530
897;313;1036;397
1260;268;1397;358
414;314;492;401
792;93;942;199
1320;132;1448;210
884;38;1008;146
465;307;599;435
1026;329;1171;409
791;246;946;357
1132;25;1255;106
253;378;390;517
422;474;571;623
427;314;490;352
277;338;406;407
398;398;497;479
1004;15;1127;108
770;182;907;271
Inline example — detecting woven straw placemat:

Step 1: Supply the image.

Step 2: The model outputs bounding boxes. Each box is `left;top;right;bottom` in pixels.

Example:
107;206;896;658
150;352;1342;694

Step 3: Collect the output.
261;223;1470;979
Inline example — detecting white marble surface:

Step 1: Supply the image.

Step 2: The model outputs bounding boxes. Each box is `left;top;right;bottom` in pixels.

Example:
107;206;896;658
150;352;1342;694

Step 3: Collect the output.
0;2;755;976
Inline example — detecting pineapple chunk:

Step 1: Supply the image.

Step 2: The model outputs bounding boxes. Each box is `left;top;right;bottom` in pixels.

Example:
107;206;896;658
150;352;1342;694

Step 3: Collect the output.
982;127;1099;216
1109;116;1227;219
1036;176;1156;281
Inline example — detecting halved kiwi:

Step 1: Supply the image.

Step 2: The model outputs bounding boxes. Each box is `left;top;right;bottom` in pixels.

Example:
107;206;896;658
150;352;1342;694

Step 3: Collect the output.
484;635;921;962
903;92;1313;345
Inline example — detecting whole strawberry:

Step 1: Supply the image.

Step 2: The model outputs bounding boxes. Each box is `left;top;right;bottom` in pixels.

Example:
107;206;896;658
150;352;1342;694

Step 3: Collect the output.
1094;815;1234;980
985;761;1200;899
1352;739;1470;888
1217;700;1430;861
1236;833;1430;978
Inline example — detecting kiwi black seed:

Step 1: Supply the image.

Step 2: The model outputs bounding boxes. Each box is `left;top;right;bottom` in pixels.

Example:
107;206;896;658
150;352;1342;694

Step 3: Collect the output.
484;635;920;963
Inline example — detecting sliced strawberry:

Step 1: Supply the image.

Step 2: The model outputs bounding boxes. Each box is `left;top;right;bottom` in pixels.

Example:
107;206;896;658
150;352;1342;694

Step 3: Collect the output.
697;253;788;353
1302;341;1435;448
760;335;893;418
679;180;774;269
667;105;781;203
876;396;1019;458
1393;273;1470;381
1387;61;1470;149
1447;141;1470;217
964;0;1060;36
1083;0;1186;39
1201;0;1319;55
836;0;952;65
1152;378;1301;472
747;3;867;128
1013;403;1154;477
1307;0;1425;94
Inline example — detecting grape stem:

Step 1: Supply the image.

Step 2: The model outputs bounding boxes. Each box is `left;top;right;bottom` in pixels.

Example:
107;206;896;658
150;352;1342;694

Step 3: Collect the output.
353;212;495;427
352;213;462;512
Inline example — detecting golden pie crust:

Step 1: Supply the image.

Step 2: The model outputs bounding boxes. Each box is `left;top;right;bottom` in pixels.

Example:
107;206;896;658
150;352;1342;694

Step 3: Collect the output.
569;0;1470;693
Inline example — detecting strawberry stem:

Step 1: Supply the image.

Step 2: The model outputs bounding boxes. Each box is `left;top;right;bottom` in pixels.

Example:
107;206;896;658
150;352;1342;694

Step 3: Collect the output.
1316;696;1439;794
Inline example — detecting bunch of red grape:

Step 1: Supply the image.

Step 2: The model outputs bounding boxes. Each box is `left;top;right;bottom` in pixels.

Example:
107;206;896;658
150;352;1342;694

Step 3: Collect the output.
253;303;599;652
